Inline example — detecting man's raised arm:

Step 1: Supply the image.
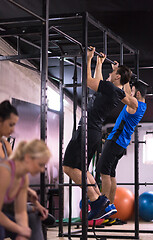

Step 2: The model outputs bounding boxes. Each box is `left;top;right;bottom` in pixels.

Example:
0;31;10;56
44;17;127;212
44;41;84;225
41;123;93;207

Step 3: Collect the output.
87;47;106;91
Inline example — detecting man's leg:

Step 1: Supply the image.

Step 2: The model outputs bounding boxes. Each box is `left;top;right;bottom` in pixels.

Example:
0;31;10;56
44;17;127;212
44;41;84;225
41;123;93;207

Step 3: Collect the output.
63;166;99;201
87;171;101;196
109;177;117;203
100;175;117;203
101;174;111;199
63;165;110;220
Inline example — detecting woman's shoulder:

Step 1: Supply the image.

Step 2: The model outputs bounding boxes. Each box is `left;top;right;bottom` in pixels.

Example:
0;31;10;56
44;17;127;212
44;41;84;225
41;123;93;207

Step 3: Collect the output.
0;160;11;179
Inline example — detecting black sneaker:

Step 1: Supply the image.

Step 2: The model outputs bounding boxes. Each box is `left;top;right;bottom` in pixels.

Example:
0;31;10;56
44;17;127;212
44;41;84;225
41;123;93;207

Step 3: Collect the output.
88;195;110;220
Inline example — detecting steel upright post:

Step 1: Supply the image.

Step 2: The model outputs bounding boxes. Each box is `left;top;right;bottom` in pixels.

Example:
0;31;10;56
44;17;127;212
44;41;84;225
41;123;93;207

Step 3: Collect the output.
40;0;49;207
59;57;64;237
81;12;88;240
134;126;140;240
120;43;124;65
68;56;78;238
134;51;140;240
103;31;107;56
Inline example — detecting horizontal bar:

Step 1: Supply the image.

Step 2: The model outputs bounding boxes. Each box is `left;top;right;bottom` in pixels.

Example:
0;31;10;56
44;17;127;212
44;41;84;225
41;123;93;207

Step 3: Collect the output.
0;18;40;26
50;26;116;65
15;36;41;49
89;228;153;233
64;228;153;234
7;0;45;22
49;14;82;21
117;182;153;186
0;28;41;37
146;131;153;134
146;93;153;96
31;182;153;188
62;233;136;239
0;54;40;61
29;184;55;187
132;140;146;143
58;183;96;187
63;83;82;88
88;46;116;65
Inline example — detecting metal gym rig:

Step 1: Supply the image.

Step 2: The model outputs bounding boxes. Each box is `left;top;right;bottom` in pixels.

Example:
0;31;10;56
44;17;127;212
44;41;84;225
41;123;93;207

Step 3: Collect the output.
0;1;153;239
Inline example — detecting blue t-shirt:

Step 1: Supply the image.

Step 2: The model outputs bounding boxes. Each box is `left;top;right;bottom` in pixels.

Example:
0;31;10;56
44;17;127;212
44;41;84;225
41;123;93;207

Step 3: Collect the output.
107;101;147;148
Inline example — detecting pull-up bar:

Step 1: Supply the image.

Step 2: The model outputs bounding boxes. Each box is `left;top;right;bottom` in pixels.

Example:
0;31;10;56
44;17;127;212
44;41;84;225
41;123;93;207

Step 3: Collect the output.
88;46;116;65
50;26;116;65
50;26;149;87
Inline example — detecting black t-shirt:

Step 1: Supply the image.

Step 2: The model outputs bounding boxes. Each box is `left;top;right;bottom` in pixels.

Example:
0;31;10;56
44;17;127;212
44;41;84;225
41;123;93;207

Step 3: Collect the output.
79;80;126;131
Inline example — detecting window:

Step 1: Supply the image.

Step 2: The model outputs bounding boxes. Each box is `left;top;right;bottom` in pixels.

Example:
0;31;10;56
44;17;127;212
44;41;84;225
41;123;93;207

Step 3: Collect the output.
47;87;60;111
143;133;153;164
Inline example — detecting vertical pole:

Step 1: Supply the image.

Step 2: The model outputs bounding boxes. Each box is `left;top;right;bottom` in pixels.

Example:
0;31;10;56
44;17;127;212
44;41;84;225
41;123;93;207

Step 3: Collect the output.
40;0;49;207
103;31;107;56
59;57;64;237
134;50;140;240
17;36;20;63
135;50;139;81
73;57;77;133
134;126;139;240
68;57;78;238
120;43;124;65
81;12;88;240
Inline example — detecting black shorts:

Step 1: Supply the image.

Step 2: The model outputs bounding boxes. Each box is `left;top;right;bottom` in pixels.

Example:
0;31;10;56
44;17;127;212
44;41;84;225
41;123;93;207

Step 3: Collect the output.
96;140;126;177
63;127;102;170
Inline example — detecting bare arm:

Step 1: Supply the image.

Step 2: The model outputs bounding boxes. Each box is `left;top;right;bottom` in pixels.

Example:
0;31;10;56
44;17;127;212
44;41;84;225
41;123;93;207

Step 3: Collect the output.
34;200;48;220
0;167;31;237
14;175;29;227
14;175;31;238
27;187;38;202
122;82;138;111
27;187;48;220
87;47;106;91
94;52;106;80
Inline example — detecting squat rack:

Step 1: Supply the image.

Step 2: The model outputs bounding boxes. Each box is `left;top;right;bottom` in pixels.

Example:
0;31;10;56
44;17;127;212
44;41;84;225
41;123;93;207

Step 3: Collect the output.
48;12;146;240
0;1;152;239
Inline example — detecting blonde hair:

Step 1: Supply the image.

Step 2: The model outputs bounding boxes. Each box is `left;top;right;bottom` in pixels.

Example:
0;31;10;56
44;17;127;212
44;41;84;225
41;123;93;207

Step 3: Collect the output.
10;139;51;161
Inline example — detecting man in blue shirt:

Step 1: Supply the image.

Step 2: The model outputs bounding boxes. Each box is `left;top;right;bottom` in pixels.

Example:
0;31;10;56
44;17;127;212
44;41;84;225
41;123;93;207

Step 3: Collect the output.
96;80;147;218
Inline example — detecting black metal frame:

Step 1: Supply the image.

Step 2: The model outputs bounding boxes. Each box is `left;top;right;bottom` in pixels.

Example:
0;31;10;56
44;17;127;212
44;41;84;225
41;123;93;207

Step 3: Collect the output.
0;3;152;239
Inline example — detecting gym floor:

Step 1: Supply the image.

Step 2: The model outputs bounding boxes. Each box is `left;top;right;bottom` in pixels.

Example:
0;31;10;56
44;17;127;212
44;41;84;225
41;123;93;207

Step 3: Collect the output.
47;221;153;240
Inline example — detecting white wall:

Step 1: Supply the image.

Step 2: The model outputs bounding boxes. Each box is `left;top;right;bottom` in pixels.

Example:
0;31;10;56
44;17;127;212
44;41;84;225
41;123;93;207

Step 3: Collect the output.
0;38;41;104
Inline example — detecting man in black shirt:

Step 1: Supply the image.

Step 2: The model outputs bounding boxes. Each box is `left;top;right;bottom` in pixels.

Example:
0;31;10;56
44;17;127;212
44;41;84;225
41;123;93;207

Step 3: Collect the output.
63;47;132;220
